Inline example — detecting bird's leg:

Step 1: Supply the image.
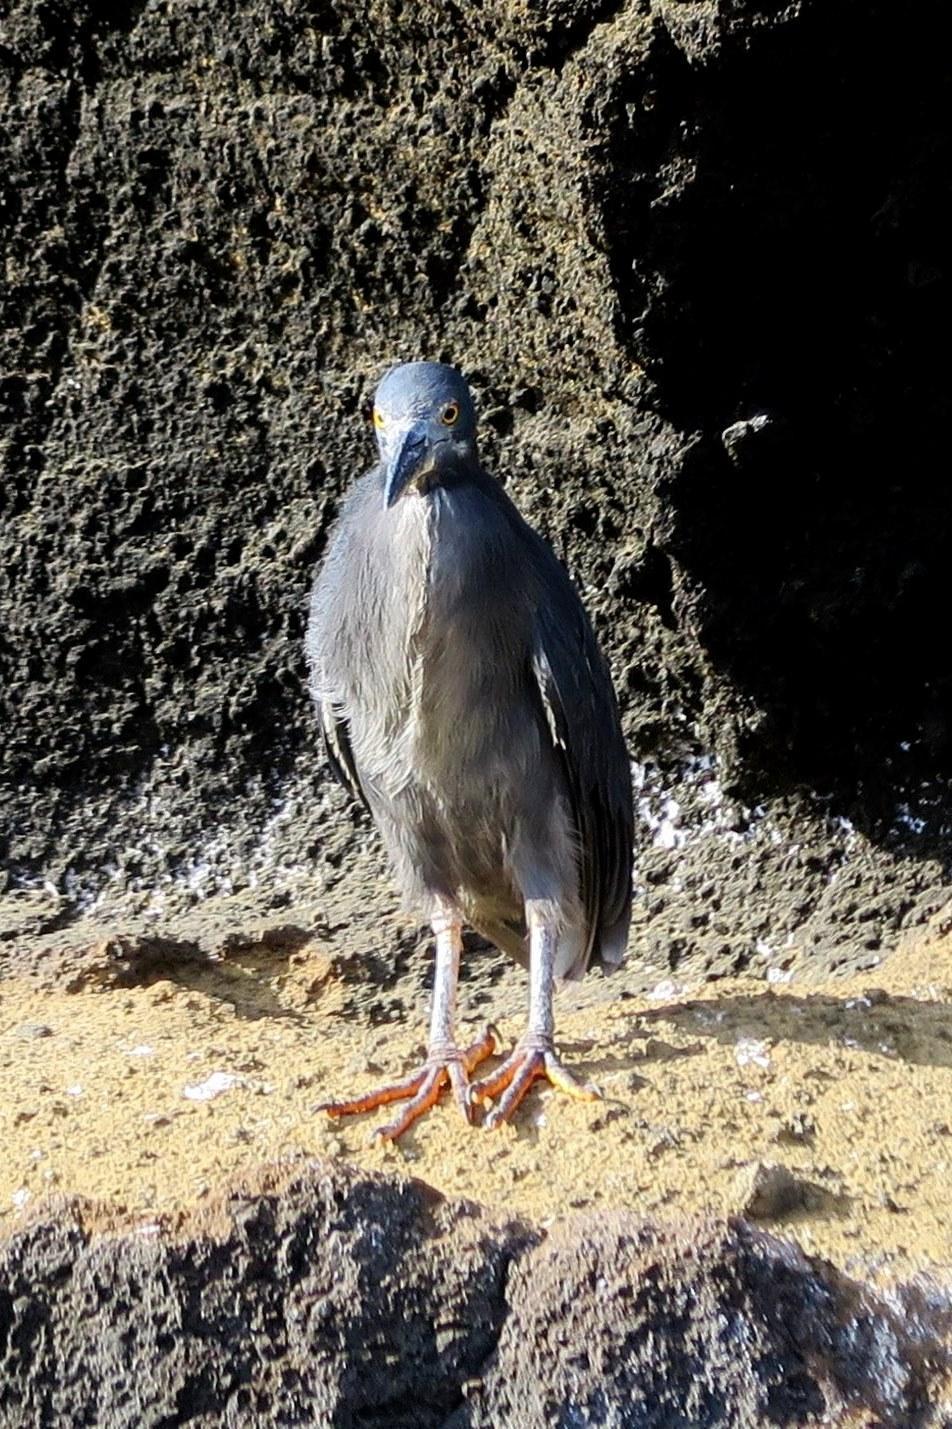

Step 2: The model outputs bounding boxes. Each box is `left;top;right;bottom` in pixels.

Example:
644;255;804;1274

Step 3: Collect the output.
474;905;601;1129
316;907;496;1141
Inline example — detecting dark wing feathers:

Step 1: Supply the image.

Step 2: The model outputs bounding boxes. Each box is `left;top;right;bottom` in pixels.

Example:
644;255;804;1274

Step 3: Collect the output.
319;699;370;813
531;590;633;974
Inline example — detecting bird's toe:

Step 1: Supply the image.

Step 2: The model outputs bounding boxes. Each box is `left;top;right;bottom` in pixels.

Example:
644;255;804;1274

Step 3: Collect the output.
315;1025;498;1141
475;1039;601;1129
315;1064;430;1120
543;1050;602;1102
372;1066;446;1141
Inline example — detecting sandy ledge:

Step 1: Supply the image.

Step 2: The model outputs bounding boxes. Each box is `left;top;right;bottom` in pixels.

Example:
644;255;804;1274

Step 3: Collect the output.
2;915;949;1286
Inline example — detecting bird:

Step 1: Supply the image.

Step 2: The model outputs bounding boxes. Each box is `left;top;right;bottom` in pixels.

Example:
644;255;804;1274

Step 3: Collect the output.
307;361;633;1139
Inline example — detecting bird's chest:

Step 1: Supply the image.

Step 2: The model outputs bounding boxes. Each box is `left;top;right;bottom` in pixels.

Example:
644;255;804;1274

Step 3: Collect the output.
380;495;533;782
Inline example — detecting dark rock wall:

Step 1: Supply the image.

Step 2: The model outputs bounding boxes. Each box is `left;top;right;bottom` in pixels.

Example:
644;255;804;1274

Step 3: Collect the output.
1;0;950;956
0;1166;947;1428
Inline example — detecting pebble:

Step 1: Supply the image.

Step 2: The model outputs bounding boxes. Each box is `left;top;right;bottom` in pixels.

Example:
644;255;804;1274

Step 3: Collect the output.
735;1038;772;1070
146;982;176;1005
774;1112;817;1145
646;1124;683;1158
182;1071;240;1101
15;1023;53;1040
733;1161;810;1220
646;979;685;1002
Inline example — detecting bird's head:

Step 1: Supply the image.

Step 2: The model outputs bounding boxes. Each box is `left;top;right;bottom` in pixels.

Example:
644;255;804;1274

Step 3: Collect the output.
371;362;477;509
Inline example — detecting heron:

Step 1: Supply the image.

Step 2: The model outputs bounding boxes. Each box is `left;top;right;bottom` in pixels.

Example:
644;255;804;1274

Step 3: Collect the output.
307;361;633;1139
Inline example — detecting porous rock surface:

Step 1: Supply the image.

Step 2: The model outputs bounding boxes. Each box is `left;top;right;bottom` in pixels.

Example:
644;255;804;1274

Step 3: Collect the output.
2;0;951;972
1;1163;949;1428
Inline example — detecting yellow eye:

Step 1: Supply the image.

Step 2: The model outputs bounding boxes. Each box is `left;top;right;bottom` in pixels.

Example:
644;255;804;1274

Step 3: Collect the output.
440;402;460;426
373;408;386;429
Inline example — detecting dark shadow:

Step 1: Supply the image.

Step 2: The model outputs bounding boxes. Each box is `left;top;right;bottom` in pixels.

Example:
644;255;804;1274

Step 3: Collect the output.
176;948;311;1025
320;923;433;1028
638;989;952;1070
88;927;315;1024
781;1182;853;1222
572;1032;707;1079
600;3;952;848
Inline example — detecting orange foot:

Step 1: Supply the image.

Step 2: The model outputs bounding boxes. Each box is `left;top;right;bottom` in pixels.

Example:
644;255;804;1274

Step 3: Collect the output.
472;1037;601;1129
315;1026;496;1142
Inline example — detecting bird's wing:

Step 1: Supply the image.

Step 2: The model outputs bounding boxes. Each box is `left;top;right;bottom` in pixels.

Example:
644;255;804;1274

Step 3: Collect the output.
531;592;633;975
305;473;381;816
318;698;370;813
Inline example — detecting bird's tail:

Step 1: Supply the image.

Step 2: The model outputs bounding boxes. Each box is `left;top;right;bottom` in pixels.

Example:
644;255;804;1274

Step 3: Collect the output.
592;909;629;977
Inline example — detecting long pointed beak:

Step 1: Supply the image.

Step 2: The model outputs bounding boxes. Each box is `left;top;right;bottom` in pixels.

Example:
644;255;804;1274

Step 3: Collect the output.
384;424;430;508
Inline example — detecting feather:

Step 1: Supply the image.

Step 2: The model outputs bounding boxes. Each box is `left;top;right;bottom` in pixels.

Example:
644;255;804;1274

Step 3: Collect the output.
531;590;633;978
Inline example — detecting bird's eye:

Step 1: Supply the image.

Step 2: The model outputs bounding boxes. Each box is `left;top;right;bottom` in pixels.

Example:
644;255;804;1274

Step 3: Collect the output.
439;402;460;426
373;408;386;429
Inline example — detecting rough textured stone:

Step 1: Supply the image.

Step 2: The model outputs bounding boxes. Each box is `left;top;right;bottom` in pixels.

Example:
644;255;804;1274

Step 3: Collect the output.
0;1165;948;1428
2;4;951;958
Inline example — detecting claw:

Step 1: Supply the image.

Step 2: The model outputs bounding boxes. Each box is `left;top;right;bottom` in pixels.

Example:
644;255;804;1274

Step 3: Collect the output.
315;1025;497;1141
472;1039;601;1129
